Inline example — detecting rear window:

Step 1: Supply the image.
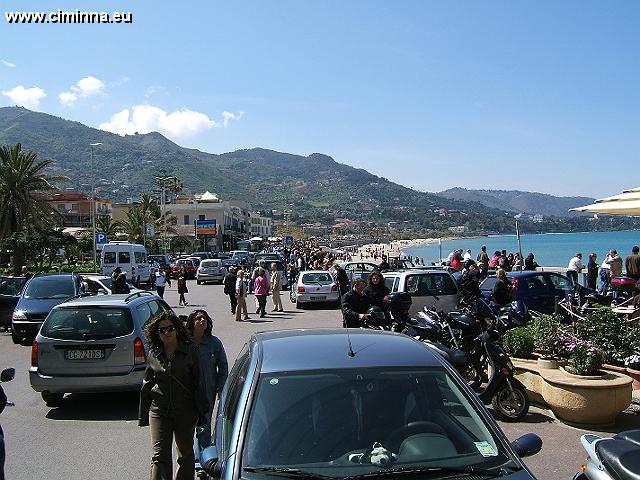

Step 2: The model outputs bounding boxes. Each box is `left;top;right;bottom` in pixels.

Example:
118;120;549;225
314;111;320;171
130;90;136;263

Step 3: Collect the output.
41;308;134;340
302;273;333;284
23;277;75;300
405;273;457;296
0;278;25;296
201;260;220;268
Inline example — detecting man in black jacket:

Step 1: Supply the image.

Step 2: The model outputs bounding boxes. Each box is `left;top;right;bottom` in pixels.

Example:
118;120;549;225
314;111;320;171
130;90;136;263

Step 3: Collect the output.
341;279;371;328
223;267;238;314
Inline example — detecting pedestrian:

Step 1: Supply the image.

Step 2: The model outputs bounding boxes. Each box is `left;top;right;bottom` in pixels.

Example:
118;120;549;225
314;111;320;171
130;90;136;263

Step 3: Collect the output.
598;254;611;294
524;253;539;271
586;253;598;290
333;262;350;298
155;266;170;299
625;246;640;281
378;255;390;271
341;279;371;328
235;270;250;321
138;312;207;480
111;267;129;294
363;271;390;309
491;269;512;306
566;252;584;287
476;246;489;274
185;310;228;453
463;249;472;261
489;251;501;269
20;265;32;280
177;267;189;306
605;249;623;279
253;268;269;318
223;267;238;314
270;263;283;312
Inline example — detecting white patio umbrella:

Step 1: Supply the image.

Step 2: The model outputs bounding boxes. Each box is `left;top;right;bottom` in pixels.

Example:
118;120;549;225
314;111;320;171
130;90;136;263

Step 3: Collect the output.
570;187;640;216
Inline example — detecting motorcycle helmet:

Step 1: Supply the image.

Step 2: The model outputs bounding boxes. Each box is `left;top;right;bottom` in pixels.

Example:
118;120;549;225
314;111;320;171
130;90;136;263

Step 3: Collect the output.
366;306;387;327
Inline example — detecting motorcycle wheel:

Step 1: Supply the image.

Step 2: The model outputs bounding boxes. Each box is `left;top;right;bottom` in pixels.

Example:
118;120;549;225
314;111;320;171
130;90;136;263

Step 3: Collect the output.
463;358;484;390
491;380;529;422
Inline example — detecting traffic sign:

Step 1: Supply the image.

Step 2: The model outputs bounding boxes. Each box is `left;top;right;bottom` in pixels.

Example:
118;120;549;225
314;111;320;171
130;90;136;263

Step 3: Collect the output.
96;232;108;245
283;235;294;246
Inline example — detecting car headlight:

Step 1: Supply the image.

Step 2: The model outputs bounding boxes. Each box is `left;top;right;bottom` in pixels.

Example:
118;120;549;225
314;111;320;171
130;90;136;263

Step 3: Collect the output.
12;310;27;320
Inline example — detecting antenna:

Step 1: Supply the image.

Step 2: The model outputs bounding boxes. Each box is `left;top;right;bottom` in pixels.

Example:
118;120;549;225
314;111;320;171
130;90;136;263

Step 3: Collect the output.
347;330;355;357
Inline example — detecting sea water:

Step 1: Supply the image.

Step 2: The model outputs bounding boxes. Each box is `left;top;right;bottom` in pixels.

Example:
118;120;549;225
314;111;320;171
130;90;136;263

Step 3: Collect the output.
402;230;640;268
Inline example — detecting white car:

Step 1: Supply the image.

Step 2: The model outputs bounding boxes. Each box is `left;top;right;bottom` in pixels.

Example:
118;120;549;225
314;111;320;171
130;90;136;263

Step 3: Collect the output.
291;270;340;309
196;259;227;285
382;269;460;315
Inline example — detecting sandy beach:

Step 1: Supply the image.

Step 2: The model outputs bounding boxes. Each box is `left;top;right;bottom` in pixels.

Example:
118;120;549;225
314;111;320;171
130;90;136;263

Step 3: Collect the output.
351;238;441;262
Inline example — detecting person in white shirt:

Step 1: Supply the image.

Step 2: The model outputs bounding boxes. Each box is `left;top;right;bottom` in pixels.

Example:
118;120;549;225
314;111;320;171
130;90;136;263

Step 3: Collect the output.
566;252;584;287
463;249;472;261
155;267;171;299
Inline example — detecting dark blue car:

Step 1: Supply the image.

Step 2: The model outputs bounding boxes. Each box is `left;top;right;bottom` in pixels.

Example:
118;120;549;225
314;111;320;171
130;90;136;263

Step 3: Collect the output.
480;271;595;314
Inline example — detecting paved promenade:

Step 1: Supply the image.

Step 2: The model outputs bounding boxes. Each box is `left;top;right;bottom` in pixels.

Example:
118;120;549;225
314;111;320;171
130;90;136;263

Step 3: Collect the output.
0;280;638;479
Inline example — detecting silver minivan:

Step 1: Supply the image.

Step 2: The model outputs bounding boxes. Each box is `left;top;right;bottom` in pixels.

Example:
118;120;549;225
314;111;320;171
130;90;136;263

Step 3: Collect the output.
29;292;171;407
382;269;459;315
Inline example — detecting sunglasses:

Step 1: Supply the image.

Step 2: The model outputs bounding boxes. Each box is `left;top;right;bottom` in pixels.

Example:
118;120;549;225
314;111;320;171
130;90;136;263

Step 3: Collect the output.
158;325;176;335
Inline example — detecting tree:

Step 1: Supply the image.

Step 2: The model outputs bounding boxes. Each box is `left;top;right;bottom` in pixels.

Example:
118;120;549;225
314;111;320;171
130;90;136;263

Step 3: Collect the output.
0;228;77;271
96;215;121;239
0;143;66;273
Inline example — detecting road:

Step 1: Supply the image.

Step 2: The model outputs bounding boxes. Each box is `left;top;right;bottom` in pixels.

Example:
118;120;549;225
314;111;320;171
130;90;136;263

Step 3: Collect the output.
0;280;638;479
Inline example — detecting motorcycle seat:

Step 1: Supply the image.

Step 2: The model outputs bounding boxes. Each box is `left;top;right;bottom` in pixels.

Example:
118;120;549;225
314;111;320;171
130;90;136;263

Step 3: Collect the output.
425;342;469;371
614;430;640;446
596;438;640;480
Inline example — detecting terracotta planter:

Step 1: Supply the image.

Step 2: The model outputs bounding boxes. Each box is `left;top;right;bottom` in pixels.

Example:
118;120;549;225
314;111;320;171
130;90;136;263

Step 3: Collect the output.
626;367;640;390
513;358;632;428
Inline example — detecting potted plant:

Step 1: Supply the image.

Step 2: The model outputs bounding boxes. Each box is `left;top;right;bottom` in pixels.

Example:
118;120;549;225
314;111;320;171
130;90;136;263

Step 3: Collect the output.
625;354;640;390
575;309;632;371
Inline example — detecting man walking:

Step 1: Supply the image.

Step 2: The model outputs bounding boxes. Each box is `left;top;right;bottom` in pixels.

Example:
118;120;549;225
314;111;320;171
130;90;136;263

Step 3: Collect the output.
154;267;170;299
566;252;584;287
625;246;640;281
223;267;238;314
270;263;283;312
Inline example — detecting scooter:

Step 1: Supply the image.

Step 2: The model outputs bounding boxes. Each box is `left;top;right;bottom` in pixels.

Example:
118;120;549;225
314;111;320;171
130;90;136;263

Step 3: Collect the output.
573;430;640;480
383;293;530;421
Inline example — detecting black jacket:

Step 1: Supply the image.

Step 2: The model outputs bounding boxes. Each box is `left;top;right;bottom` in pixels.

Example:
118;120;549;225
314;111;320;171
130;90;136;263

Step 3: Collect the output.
491;279;512;306
341;290;371;328
335;269;350;296
364;283;390;309
223;272;237;295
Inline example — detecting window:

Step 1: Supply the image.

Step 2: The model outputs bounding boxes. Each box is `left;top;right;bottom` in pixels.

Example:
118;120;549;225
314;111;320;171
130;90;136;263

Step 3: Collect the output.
118;251;131;263
135;302;154;327
103;252;116;264
134;251;146;263
199;214;205;221
384;276;396;291
223;350;250;450
406;274;457;296
547;274;570;291
184;215;190;225
41;308;133;340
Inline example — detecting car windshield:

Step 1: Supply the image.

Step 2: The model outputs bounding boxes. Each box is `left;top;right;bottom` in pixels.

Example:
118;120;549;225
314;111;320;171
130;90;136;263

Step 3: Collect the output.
0;277;25;296
23;278;75;299
302;273;333;285
40;307;134;340
242;367;511;478
479;277;498;291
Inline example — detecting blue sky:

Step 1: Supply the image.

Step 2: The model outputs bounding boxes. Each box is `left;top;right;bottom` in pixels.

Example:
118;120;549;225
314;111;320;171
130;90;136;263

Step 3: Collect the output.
1;0;638;198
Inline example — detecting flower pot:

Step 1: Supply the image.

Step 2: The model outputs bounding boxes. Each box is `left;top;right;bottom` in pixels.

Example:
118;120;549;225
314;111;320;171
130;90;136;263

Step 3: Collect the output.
626;367;640;390
602;363;628;374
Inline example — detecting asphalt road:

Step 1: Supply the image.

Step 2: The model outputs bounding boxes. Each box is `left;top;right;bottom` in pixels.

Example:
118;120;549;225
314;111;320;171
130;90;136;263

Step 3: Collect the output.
0;280;638;479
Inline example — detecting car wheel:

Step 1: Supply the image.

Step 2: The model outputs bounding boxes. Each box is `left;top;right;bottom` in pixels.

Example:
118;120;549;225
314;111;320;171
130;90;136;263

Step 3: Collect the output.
41;391;64;407
296;301;303;310
197;279;202;285
11;330;21;344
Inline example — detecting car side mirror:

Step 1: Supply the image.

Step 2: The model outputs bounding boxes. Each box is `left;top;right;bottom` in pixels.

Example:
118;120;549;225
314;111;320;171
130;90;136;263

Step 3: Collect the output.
1;368;15;382
511;433;542;457
200;445;220;476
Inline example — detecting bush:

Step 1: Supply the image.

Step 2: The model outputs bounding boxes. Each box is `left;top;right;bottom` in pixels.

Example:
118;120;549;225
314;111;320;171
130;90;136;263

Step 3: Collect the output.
570;341;603;375
502;325;536;358
575;309;632;365
531;314;564;357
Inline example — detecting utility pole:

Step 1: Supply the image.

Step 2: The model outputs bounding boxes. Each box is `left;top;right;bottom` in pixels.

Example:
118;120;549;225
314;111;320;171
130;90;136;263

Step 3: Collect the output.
90;143;103;271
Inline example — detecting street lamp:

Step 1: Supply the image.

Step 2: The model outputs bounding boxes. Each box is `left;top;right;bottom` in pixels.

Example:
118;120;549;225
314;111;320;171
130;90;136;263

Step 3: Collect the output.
154;175;174;254
90;142;103;271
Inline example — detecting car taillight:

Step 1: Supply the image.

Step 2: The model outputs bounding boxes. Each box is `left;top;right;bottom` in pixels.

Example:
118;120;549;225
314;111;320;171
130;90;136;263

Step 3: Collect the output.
298;286;306;292
31;340;38;367
134;337;146;365
331;284;338;291
511;278;519;292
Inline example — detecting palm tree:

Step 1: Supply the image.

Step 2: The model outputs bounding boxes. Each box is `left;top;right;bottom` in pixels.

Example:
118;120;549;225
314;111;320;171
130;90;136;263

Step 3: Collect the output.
0;143;66;272
118;205;145;244
96;215;121;239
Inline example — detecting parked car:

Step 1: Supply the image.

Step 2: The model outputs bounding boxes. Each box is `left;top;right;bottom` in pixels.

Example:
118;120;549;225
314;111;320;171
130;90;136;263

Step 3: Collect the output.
29;291;171;407
79;275;142;295
148;254;173;267
479;270;595;314
100;241;151;285
252;252;282;267
186;256;203;268
198;329;542;479
331;261;379;283
221;258;240;269
382;269;459;315
196;259;227;285
0;276;27;331
291;270;339;309
172;258;197;279
11;273;81;344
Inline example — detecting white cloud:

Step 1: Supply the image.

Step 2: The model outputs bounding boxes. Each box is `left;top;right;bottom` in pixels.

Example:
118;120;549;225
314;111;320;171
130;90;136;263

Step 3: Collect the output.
1;85;46;109
222;110;244;127
59;75;105;106
2;60;16;68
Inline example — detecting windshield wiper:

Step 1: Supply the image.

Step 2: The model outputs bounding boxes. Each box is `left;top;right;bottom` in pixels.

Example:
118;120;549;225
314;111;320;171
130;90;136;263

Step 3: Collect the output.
342;465;507;479
243;466;334;480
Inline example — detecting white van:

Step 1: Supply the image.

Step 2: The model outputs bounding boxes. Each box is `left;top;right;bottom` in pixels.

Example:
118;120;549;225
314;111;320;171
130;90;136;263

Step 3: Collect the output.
100;242;151;285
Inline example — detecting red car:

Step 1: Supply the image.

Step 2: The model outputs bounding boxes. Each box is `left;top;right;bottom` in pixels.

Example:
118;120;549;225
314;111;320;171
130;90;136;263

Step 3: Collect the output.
172;259;197;279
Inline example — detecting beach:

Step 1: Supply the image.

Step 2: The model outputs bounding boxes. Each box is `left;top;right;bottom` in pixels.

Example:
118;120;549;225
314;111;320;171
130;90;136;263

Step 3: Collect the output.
351;238;441;262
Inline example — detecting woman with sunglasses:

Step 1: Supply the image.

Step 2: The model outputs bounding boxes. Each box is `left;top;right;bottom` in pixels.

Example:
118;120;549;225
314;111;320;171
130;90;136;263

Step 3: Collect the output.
186;310;228;453
139;312;207;480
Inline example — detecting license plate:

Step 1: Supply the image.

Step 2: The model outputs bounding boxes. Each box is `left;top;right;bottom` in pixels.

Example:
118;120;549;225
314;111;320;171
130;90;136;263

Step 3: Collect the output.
65;349;105;360
310;296;326;301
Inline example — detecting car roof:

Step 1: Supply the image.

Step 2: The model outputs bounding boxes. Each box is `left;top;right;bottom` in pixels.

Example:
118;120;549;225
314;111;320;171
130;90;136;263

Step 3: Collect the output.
55;292;157;308
300;269;333;274
29;273;77;281
383;269;452;276
254;329;443;373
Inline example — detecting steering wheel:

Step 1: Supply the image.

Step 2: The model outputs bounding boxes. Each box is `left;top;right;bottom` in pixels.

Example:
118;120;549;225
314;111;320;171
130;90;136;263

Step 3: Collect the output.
385;421;446;451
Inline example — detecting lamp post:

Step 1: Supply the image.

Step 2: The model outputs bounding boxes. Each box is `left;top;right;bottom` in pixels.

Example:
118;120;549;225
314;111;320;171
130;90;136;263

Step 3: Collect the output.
154;175;173;254
89;143;103;271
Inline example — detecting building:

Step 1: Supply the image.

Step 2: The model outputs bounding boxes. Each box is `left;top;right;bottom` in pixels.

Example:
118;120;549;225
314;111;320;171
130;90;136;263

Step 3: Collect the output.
34;191;112;228
249;213;273;238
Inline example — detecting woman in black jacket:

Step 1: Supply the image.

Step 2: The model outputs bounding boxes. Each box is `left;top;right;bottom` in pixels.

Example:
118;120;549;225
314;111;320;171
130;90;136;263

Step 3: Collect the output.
139;312;206;480
364;271;390;309
492;269;512;306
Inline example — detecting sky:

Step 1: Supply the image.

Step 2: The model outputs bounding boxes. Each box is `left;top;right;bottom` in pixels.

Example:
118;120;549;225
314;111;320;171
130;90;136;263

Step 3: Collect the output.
1;0;639;198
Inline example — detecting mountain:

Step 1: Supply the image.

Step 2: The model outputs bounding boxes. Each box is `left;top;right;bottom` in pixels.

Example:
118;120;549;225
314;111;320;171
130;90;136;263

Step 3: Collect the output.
0;106;636;235
436;188;594;217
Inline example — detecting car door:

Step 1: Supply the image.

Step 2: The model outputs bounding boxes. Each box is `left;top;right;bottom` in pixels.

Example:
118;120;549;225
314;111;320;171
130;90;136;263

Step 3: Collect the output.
404;273;458;315
520;274;556;313
383;275;399;293
546;273;574;311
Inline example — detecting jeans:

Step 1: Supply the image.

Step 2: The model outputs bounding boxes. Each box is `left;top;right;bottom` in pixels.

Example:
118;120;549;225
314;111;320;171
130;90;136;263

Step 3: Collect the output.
227;293;237;313
567;270;579;287
156;286;165;299
195;404;214;452
256;295;267;316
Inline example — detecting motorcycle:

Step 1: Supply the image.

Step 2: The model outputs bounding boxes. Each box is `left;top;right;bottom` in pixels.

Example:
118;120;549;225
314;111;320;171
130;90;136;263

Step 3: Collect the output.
382;293;530;421
0;367;15;480
573;430;640;480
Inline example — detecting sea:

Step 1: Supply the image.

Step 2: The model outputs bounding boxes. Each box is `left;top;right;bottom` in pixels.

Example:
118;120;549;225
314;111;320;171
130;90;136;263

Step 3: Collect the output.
402;230;640;268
